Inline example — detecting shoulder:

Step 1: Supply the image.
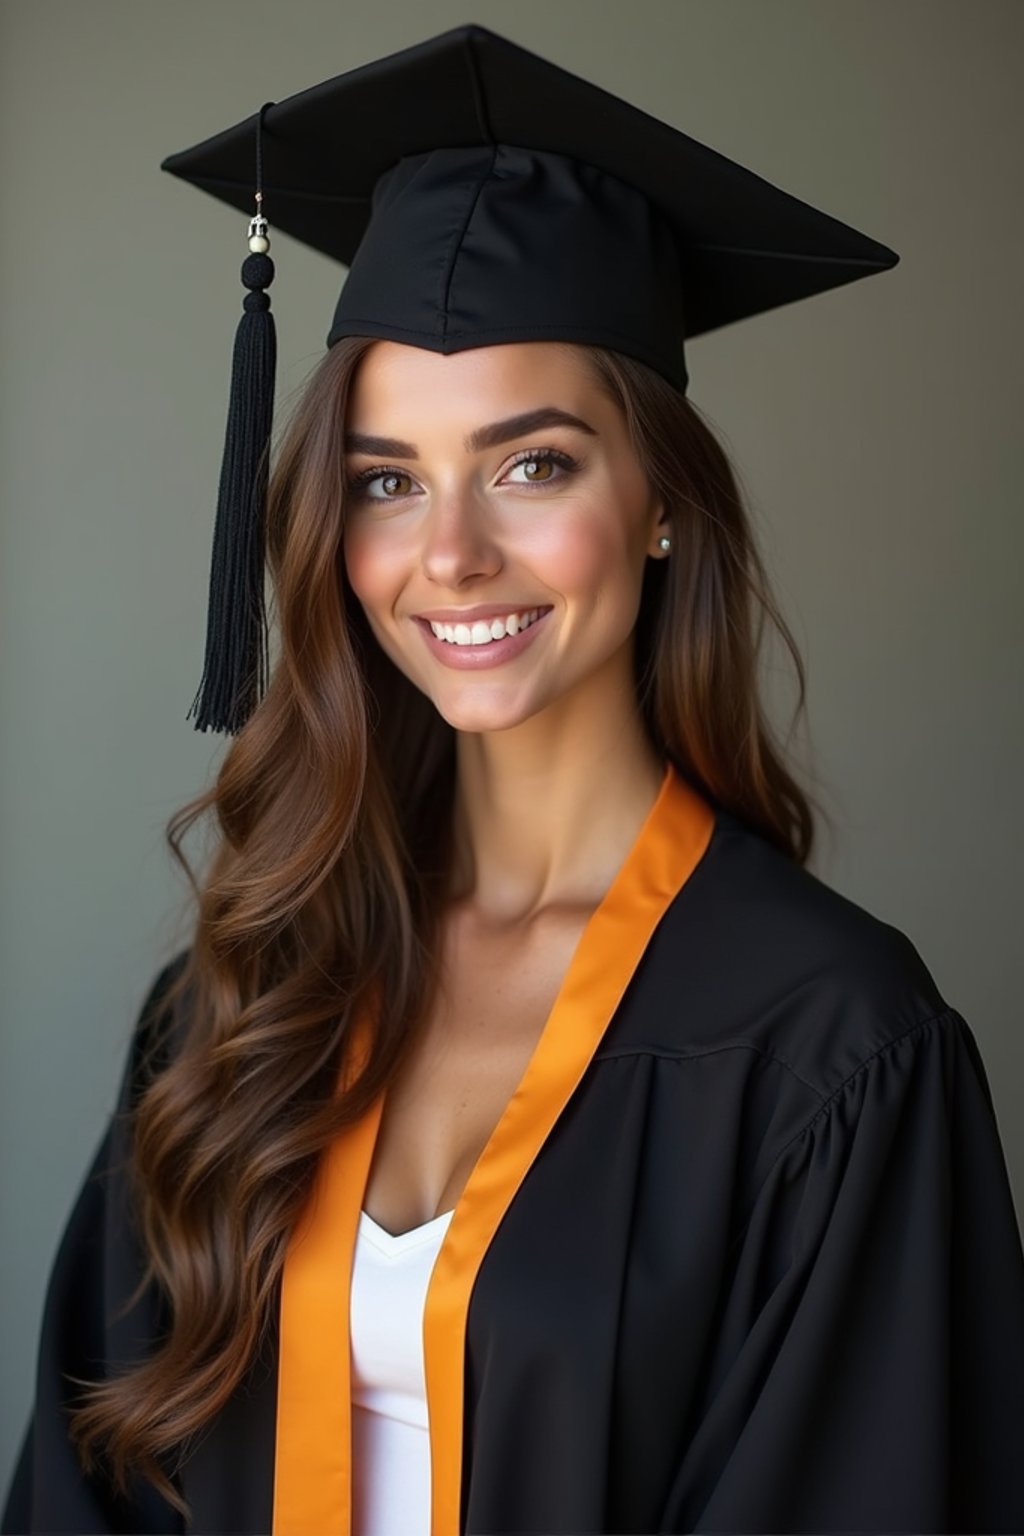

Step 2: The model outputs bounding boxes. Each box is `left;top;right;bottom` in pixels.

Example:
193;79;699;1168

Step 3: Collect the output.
638;807;952;1099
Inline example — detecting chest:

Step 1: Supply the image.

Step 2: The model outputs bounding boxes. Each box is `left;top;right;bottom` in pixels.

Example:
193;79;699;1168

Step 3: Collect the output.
361;902;593;1236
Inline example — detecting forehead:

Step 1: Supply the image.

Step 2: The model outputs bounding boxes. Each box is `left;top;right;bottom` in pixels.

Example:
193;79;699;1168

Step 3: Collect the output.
347;340;601;425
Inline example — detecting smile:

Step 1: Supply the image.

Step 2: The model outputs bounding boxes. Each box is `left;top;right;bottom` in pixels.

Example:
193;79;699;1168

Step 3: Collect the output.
413;607;552;670
428;609;542;646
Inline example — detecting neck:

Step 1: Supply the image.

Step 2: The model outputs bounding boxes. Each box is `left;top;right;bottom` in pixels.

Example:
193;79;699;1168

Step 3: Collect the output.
447;652;666;922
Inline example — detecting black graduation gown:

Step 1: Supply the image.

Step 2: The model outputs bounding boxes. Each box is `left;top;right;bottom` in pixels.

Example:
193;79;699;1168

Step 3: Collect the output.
5;766;1024;1535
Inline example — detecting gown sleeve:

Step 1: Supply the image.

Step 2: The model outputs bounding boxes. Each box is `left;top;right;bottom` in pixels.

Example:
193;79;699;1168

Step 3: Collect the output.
2;955;190;1536
666;1005;1024;1534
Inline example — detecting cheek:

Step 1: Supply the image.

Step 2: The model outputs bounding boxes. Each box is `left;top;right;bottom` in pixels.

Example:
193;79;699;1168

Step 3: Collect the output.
530;501;642;619
342;521;398;618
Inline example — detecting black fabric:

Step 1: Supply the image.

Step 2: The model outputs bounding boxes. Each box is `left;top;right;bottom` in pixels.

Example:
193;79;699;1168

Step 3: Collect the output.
186;248;275;736
326;142;690;390
159;22;899;393
5;810;1024;1534
2;956;189;1534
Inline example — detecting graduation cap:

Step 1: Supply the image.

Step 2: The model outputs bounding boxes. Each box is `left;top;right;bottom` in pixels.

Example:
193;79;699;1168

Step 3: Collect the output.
161;21;899;735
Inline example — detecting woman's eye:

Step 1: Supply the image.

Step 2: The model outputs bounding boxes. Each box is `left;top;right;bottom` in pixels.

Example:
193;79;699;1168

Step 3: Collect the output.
346;467;415;502
503;449;577;485
345;448;577;504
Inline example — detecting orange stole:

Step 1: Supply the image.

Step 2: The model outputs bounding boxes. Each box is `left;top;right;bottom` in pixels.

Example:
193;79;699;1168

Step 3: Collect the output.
273;1007;381;1536
272;765;715;1535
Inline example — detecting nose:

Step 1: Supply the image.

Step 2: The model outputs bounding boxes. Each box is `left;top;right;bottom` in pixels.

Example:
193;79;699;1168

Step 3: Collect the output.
419;487;503;590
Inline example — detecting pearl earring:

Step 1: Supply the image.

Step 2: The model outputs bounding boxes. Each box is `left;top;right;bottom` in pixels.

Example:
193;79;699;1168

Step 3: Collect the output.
658;535;671;553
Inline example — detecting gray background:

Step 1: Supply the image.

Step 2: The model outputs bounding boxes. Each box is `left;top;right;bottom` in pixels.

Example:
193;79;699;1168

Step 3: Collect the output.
2;0;1021;1500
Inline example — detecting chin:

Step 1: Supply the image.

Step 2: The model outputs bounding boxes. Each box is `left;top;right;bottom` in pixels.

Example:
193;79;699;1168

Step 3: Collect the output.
428;685;546;735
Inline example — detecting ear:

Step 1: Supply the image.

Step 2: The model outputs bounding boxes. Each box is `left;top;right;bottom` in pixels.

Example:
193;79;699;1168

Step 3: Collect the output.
647;500;672;560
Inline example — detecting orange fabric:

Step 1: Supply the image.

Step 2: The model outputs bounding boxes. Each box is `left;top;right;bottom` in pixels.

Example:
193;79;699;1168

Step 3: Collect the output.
273;1012;380;1536
273;764;715;1535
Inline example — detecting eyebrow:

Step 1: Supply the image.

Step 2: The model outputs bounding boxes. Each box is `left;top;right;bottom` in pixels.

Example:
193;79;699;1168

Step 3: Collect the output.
343;406;598;458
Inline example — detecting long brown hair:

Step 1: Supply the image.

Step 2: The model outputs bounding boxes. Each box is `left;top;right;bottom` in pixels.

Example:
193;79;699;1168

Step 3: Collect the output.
70;335;820;1512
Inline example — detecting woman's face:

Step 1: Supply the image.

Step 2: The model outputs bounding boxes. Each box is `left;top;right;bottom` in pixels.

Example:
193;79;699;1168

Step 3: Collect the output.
342;340;669;735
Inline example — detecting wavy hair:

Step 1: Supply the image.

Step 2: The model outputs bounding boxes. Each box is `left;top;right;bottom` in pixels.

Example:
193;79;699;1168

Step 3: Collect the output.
69;335;820;1512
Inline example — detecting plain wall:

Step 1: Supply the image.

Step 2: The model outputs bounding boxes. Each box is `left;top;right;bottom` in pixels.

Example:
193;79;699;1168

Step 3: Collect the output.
2;0;1022;1499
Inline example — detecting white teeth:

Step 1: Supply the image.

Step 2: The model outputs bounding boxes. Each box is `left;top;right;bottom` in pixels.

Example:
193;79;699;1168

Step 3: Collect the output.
427;609;543;645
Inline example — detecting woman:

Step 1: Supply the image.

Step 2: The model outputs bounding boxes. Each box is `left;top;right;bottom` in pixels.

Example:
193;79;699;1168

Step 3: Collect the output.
5;22;1024;1536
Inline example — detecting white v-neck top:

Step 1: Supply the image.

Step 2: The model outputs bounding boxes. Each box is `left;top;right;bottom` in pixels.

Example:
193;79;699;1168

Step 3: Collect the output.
350;1206;455;1536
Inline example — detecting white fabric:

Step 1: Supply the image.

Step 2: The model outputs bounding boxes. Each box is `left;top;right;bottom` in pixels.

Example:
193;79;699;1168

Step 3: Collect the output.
350;1205;455;1536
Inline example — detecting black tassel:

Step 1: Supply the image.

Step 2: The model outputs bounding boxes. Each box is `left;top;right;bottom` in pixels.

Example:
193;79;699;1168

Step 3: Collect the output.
187;248;275;734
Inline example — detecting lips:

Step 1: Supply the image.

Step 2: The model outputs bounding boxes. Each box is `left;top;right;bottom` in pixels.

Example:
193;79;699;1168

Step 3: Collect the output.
413;606;551;670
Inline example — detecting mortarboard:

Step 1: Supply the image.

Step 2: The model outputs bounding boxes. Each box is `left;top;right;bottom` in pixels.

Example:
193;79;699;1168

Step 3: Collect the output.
161;21;899;735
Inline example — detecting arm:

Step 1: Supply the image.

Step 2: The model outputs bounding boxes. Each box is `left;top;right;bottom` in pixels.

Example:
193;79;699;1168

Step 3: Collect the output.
2;955;190;1535
667;1008;1024;1533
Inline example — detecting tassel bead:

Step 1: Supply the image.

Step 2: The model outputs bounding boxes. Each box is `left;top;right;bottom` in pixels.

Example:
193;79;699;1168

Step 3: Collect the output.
247;210;271;255
242;252;274;290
